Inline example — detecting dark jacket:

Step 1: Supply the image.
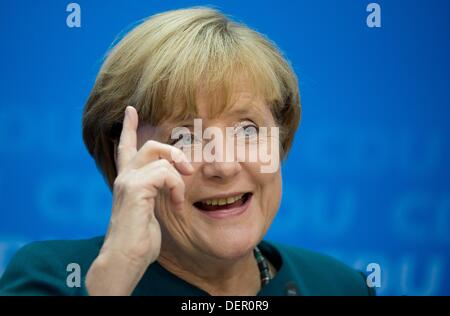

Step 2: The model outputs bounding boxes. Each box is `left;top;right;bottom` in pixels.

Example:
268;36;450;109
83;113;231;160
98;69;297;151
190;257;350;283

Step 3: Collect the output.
0;236;375;296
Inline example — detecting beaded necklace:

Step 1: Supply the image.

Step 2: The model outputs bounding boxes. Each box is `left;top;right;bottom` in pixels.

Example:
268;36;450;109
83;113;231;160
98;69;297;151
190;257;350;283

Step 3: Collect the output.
253;246;272;286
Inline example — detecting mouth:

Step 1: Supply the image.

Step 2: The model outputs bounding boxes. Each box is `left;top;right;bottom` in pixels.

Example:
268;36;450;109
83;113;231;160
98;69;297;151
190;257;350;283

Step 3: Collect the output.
193;192;253;218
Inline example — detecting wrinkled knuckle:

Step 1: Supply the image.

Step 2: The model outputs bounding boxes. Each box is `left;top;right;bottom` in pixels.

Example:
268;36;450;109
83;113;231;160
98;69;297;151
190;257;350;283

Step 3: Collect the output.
159;165;170;175
171;148;183;161
160;159;171;168
113;174;124;187
144;140;158;149
113;173;133;192
116;144;128;155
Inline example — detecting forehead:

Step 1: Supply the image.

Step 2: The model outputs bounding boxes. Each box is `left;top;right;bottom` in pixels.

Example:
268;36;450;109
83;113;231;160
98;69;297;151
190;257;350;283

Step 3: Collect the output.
194;88;273;124
173;71;275;119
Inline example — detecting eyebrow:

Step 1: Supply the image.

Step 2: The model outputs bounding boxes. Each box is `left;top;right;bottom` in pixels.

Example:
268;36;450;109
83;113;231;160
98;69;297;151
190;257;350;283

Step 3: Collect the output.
163;102;270;129
226;105;269;124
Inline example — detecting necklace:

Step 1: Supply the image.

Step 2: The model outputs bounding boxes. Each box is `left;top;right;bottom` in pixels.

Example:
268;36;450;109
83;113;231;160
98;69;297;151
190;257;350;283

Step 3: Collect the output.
253;246;272;287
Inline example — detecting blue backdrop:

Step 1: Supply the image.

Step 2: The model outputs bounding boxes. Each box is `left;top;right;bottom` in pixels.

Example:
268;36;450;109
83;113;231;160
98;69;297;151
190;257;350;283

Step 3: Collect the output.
0;0;449;295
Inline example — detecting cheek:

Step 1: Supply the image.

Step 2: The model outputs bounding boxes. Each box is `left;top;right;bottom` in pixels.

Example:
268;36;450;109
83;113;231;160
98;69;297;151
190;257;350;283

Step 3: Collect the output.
262;172;282;205
181;174;195;203
252;168;281;235
249;164;282;208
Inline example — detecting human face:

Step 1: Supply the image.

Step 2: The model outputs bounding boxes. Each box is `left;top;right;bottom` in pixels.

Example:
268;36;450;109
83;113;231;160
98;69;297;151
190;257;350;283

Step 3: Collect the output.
136;88;282;261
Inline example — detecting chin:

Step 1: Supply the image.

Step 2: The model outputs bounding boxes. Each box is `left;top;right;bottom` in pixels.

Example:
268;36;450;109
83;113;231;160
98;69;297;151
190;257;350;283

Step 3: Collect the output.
200;225;263;260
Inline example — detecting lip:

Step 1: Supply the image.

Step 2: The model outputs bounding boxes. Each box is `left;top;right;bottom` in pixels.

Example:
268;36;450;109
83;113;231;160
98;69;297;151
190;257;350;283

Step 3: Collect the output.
194;191;249;203
193;193;253;219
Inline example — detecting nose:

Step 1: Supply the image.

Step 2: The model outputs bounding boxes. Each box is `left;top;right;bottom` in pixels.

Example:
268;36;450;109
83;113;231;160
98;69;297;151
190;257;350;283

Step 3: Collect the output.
202;160;242;181
198;126;243;181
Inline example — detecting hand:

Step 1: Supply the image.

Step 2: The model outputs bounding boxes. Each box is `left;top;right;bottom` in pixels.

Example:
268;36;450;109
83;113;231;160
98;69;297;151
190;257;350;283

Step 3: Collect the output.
85;106;193;295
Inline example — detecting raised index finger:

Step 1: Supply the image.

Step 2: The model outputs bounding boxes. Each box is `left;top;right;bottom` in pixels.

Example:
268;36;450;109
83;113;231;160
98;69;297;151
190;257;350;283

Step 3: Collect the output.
117;106;138;172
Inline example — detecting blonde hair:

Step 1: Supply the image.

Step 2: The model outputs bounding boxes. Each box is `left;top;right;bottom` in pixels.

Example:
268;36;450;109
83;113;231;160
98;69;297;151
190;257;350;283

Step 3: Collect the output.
82;7;301;190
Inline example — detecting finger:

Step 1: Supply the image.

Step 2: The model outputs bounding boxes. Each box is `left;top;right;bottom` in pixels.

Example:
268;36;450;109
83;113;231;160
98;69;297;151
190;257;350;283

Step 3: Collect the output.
138;160;186;208
117;106;138;172
130;140;194;175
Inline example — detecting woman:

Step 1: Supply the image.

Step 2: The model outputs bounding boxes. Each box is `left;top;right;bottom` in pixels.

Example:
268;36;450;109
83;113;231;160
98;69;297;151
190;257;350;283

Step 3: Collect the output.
0;7;374;296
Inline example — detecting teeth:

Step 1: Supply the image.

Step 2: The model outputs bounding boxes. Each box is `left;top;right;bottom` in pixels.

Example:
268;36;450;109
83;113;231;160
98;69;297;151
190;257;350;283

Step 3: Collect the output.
201;194;244;207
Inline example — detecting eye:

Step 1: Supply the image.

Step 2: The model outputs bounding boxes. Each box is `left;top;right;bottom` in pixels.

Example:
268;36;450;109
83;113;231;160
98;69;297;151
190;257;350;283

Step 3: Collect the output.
170;132;200;147
234;121;259;139
242;125;258;137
